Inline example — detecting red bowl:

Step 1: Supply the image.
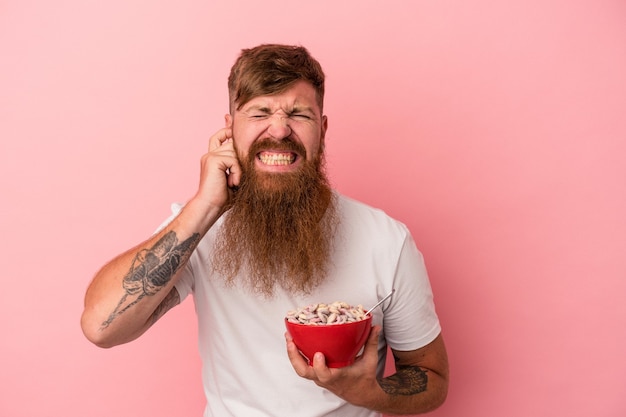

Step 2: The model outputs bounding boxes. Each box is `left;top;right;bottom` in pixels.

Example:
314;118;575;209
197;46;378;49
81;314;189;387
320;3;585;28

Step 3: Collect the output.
285;315;373;368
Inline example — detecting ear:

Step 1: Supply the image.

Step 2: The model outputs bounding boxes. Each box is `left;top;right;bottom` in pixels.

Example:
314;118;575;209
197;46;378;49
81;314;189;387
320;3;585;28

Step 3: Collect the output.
224;113;233;128
321;115;328;139
320;116;328;153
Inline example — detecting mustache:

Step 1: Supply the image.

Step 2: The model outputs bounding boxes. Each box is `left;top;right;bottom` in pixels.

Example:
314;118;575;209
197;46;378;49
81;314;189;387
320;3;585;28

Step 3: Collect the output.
240;137;307;163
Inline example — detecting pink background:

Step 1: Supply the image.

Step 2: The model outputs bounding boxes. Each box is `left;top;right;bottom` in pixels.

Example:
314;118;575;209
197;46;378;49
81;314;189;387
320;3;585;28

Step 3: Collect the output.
1;1;625;416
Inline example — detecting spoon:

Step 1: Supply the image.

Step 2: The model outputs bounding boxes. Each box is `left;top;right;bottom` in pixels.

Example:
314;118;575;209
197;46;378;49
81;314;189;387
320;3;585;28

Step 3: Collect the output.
365;289;395;316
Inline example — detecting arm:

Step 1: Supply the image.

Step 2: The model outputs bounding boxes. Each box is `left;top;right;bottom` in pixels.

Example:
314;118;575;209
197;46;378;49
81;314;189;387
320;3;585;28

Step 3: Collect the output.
379;334;449;414
81;128;240;348
80;212;206;348
286;327;449;415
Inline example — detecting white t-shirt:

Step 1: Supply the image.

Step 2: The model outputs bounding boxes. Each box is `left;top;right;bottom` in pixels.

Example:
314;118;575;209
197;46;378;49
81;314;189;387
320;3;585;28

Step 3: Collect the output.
172;193;441;417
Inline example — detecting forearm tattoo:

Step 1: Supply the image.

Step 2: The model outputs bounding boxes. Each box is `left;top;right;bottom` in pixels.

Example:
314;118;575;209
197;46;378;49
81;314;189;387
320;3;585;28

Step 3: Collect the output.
147;287;181;327
378;365;428;396
100;231;200;329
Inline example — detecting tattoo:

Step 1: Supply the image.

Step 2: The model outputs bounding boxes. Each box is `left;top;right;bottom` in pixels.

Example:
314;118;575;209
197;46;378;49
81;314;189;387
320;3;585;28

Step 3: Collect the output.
148;288;180;326
378;365;428;396
100;231;200;329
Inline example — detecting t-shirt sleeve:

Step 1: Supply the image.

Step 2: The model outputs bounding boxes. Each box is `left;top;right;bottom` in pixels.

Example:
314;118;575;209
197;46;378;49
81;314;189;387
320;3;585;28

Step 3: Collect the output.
174;263;194;302
384;230;441;351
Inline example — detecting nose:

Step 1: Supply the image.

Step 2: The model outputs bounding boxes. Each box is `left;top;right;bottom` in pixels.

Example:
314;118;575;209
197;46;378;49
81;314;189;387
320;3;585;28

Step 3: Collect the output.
267;114;292;139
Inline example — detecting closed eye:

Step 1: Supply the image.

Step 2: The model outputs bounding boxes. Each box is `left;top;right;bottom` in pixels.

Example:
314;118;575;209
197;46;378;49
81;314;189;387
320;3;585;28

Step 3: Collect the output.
245;106;272;119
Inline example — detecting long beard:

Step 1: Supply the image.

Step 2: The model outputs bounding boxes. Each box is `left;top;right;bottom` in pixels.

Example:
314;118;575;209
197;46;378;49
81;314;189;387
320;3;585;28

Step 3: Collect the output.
211;138;338;297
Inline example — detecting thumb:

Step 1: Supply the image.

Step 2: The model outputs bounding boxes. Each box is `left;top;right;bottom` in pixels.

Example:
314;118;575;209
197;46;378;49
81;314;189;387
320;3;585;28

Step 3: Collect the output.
363;325;381;359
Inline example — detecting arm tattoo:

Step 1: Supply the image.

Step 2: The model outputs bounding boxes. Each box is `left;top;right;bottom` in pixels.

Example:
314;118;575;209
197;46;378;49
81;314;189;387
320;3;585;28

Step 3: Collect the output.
148;288;180;326
378;365;428;396
100;231;200;329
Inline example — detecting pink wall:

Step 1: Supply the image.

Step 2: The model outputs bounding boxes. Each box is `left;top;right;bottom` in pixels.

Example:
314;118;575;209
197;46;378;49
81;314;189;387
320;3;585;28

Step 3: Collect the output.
1;1;625;416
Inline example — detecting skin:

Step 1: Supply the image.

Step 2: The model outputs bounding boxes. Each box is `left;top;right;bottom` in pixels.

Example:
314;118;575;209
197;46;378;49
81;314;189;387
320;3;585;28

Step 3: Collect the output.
81;80;448;414
225;80;328;173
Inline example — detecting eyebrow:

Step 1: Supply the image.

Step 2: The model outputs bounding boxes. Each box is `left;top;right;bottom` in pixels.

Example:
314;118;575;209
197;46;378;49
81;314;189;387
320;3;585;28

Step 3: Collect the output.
291;106;315;114
245;105;272;114
243;105;316;115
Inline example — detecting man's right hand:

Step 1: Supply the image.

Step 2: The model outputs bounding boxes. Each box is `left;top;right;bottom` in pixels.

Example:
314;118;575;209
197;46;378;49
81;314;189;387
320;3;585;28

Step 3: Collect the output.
195;128;242;212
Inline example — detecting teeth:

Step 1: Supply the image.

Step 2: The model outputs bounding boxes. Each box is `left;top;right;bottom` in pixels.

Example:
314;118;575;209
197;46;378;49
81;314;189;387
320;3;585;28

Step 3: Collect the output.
259;152;295;165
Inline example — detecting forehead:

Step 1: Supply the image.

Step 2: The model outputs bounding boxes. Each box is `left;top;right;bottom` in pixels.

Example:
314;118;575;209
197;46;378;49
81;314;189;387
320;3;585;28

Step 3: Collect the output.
239;81;321;113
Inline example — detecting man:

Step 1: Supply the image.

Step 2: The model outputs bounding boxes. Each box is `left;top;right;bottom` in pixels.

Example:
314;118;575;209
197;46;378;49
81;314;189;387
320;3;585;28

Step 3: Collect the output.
81;44;449;416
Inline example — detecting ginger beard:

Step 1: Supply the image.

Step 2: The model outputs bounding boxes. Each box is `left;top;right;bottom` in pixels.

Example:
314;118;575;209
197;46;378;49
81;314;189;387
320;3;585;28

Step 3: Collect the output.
211;137;338;297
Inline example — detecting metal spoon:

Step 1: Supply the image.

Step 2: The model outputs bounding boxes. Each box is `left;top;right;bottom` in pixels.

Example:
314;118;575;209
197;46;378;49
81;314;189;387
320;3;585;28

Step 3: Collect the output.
365;289;395;316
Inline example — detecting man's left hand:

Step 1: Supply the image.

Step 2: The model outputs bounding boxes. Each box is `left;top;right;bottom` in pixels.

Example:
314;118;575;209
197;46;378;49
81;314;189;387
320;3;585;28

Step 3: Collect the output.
285;325;383;409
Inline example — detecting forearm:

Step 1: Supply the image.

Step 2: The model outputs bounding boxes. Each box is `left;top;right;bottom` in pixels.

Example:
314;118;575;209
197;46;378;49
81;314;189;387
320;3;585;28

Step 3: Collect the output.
81;198;221;347
371;365;448;415
335;334;449;415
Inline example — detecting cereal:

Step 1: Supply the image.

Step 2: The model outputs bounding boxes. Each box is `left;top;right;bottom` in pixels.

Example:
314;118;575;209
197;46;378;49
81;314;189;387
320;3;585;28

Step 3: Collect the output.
286;301;367;325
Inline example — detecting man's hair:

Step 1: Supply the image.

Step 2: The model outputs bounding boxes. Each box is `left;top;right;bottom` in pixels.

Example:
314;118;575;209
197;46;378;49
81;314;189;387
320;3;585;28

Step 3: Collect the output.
228;44;325;112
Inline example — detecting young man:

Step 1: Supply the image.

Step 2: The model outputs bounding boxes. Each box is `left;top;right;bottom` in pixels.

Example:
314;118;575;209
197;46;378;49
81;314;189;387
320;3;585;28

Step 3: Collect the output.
81;44;449;417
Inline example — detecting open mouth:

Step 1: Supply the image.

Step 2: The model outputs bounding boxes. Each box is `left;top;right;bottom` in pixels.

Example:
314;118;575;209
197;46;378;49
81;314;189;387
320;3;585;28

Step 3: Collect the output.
258;151;297;166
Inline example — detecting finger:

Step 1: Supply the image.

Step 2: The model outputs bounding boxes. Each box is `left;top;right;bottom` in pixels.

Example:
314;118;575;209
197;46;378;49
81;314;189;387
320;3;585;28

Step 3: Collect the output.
360;325;381;363
226;158;242;189
311;352;331;379
285;332;313;378
208;128;233;151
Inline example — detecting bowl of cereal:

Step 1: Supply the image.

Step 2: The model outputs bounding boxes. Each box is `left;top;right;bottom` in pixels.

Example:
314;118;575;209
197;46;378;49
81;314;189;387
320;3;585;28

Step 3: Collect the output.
285;301;373;368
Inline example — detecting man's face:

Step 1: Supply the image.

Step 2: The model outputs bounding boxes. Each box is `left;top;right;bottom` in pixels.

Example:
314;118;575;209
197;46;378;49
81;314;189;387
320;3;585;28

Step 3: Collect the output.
225;80;327;177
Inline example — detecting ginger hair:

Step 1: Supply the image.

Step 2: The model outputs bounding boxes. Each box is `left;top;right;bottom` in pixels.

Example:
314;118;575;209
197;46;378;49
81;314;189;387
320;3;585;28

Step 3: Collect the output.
228;44;325;112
